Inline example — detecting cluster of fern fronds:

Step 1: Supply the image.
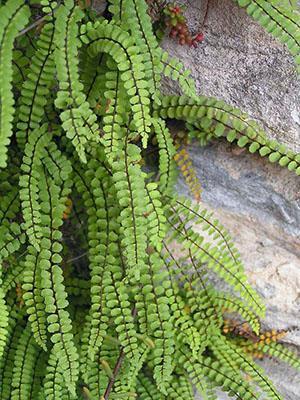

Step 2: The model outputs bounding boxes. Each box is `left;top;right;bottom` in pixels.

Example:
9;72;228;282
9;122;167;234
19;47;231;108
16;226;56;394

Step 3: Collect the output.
0;0;299;399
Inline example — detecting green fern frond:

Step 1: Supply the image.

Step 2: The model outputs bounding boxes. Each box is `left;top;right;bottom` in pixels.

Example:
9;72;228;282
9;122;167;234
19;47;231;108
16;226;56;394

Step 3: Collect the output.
82;20;152;147
0;1;298;399
155;95;300;175
22;246;48;350
16;16;56;147
54;0;100;162
236;0;300;71
19;124;51;251
0;0;30;167
11;323;41;400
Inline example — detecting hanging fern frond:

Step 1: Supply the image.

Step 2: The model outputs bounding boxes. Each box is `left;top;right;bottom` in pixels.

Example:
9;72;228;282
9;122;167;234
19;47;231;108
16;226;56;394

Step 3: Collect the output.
0;1;298;399
82;19;152;147
11;323;41;400
152;117;177;194
22;246;48;350
54;0;100;162
16;13;56;148
174;146;202;202
0;0;30;167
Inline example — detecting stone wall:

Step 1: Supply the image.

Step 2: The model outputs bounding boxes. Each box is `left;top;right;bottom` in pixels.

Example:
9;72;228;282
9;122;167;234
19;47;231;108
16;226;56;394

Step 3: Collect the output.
162;1;300;398
91;0;299;397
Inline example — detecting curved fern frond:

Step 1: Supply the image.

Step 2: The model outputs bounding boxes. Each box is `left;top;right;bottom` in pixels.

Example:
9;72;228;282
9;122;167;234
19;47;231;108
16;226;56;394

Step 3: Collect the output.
16;13;56;147
19;124;51;251
166;202;265;317
159;51;197;99
54;0;100;162
213;336;283;400
156;95;300;175
111;0;162;101
0;0;30;167
82;20;152;147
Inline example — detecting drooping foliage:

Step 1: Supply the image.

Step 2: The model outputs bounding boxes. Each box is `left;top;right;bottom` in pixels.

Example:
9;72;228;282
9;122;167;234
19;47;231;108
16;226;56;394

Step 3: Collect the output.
0;0;299;399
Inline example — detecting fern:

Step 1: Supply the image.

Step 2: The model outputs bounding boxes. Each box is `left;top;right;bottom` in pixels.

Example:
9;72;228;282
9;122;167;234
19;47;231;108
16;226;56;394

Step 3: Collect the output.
0;0;30;167
236;0;300;71
0;1;298;399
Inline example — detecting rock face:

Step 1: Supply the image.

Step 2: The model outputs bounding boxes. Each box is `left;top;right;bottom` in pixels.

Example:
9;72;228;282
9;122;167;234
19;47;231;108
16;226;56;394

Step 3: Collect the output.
176;144;300;398
162;0;300;150
162;0;300;398
91;0;299;396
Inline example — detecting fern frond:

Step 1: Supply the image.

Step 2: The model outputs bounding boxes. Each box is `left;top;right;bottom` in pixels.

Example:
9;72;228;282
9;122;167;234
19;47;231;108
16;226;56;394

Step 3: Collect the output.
156;95;300;175
112;0;162;101
73;158;114;359
245;338;300;369
82;20;152;147
54;0;100;162
38;167;79;394
168;196;242;266
236;0;300;71
164;375;195;400
145;181;167;251
213;336;283;400
22;246;48;350
0;0;30;167
2;260;24;296
0;306;26;400
142;252;175;393
137;373;166;400
101;61;129;160
111;140;149;281
16;16;56;147
19;124;51;251
159;51;197;99
0;287;9;361
41;348;75;400
166;202;265;317
211;290;261;334
174;146;202;202
11;323;41;400
152;118;177;194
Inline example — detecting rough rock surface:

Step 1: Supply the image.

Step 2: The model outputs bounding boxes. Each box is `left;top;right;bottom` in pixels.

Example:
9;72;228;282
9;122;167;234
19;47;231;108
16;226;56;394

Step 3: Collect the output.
92;0;299;397
176;144;300;398
162;0;300;398
162;0;300;151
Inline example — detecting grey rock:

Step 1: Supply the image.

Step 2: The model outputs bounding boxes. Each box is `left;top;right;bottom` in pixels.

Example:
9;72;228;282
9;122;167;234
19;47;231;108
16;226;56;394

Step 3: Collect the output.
93;0;300;397
163;1;300;398
162;0;300;151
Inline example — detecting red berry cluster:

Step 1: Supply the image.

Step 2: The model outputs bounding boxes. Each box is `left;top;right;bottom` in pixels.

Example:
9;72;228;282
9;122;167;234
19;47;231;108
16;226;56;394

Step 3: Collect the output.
163;3;204;47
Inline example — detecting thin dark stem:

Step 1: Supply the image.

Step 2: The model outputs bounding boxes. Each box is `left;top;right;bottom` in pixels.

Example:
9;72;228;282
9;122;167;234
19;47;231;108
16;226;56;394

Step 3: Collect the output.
102;351;126;400
201;0;210;29
16;1;61;38
102;308;138;400
16;14;52;38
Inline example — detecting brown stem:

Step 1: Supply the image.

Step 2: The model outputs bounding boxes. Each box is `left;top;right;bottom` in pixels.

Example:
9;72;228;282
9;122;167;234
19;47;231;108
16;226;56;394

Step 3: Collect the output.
16;14;52;38
102;308;138;400
201;0;210;29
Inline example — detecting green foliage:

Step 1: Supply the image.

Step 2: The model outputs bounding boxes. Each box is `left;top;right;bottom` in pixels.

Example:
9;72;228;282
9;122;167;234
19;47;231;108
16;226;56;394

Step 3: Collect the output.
235;0;300;72
0;0;299;399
